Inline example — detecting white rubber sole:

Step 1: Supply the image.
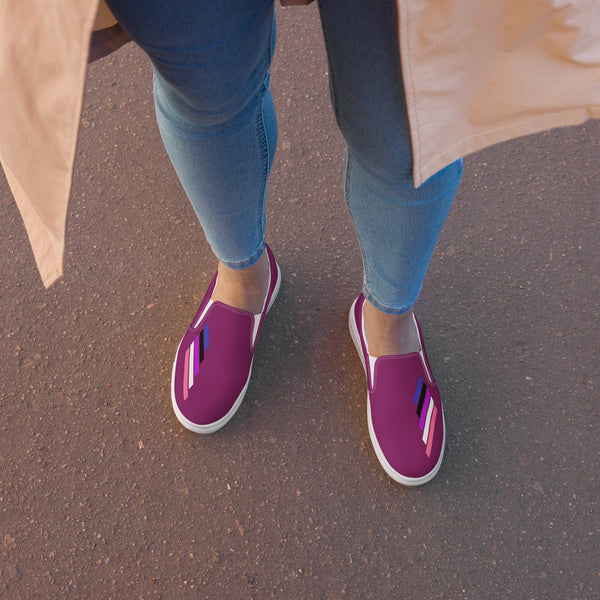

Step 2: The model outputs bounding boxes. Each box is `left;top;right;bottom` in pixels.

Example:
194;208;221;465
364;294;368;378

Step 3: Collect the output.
348;297;445;486
171;262;281;434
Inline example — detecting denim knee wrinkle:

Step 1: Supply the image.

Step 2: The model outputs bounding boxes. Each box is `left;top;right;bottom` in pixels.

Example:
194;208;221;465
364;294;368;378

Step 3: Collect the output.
105;0;462;312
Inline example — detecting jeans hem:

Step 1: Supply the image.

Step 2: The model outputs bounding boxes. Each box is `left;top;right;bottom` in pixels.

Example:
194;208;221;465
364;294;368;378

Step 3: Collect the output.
362;288;415;316
218;241;267;270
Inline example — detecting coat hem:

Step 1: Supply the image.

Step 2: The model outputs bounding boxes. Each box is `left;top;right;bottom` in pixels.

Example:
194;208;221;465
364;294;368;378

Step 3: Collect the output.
417;107;600;185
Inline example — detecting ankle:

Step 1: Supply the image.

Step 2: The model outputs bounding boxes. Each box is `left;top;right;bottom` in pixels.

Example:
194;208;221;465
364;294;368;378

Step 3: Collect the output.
362;300;421;358
212;251;270;314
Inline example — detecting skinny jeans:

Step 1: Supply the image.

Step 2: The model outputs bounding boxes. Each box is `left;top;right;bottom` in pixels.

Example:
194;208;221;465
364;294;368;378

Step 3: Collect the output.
106;0;463;314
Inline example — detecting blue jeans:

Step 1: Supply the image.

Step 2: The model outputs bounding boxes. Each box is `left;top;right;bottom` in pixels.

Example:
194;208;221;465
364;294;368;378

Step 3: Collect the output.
106;0;463;314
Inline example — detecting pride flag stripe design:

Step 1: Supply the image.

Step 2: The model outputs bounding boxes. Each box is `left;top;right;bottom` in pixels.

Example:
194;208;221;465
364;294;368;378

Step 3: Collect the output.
183;347;190;401
188;339;195;390
194;333;200;376
425;405;437;458
419;389;431;431
422;399;434;443
413;376;437;456
182;325;209;400
413;378;424;407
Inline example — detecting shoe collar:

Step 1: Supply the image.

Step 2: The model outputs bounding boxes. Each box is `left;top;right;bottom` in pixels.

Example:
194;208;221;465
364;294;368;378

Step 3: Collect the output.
360;302;433;387
193;259;272;347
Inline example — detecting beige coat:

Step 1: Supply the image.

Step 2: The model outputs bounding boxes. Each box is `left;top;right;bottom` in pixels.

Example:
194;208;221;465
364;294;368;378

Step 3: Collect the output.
1;0;599;287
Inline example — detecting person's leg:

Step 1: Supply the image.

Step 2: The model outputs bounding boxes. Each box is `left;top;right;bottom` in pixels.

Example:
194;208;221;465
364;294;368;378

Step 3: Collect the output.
318;0;463;356
105;0;276;313
319;0;461;484
105;0;281;433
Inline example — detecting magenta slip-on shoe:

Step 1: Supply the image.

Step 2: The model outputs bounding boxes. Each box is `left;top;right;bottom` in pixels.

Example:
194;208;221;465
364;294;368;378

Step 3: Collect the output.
349;294;445;486
171;245;281;433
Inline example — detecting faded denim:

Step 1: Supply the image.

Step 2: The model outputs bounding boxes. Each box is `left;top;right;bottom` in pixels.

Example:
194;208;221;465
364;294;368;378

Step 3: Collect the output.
106;0;463;313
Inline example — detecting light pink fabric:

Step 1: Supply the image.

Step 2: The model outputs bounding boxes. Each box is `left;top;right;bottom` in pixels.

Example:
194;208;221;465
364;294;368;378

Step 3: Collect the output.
1;0;599;285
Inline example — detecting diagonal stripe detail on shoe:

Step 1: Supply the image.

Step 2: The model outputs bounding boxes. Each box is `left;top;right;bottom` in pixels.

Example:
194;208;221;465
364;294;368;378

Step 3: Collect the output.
183;347;190;401
422;396;434;443
419;389;431;431
413;377;424;406
425;404;437;458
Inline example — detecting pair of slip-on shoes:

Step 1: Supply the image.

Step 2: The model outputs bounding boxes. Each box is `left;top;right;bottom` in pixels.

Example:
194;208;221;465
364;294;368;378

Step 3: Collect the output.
171;246;444;485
